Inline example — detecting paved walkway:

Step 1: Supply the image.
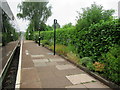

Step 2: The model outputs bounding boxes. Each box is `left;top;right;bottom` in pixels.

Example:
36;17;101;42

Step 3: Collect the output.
20;40;111;89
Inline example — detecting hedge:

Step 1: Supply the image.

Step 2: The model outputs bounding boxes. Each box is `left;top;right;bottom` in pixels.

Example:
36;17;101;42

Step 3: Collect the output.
34;19;120;84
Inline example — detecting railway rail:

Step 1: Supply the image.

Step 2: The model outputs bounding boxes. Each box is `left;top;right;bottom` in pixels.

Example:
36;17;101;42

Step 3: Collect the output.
2;46;20;89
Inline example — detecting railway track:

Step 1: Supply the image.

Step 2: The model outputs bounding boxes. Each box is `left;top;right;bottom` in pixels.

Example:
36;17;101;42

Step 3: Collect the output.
2;46;20;89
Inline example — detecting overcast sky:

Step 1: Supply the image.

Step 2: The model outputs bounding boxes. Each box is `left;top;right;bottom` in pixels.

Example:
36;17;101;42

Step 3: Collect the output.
6;0;120;32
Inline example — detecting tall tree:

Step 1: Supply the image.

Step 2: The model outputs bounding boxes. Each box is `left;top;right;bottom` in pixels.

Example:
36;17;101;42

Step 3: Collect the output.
17;0;52;31
76;3;115;31
62;22;73;29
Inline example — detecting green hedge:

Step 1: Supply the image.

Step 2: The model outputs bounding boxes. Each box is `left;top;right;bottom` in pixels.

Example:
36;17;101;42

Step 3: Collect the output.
76;20;120;60
34;27;76;46
35;20;120;61
34;20;120;84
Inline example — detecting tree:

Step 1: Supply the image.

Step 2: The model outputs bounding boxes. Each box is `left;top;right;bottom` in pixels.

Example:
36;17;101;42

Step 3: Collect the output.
76;3;115;31
62;22;73;28
17;0;52;31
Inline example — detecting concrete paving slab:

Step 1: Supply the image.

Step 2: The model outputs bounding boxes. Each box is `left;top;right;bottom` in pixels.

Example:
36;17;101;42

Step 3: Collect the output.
56;64;76;70
46;62;57;66
36;66;56;72
21;68;40;84
57;61;71;65
31;55;45;58
40;76;72;88
38;70;56;79
54;68;85;78
20;81;42;88
65;84;87;88
83;82;110;89
32;59;49;62
49;58;65;62
33;62;47;67
66;74;96;85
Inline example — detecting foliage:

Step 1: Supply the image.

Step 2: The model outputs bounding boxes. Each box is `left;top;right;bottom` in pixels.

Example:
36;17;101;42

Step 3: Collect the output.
49;44;68;56
2;12;19;46
41;40;50;45
67;44;77;53
76;3;115;31
17;1;52;34
46;25;53;31
76;19;120;61
34;26;76;46
67;52;80;63
80;57;92;66
102;45;120;84
93;62;105;72
62;23;73;29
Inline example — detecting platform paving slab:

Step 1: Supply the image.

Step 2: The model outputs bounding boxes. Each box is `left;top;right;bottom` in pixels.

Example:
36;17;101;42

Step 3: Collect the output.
66;74;96;85
31;55;45;58
49;58;65;62
46;62;57;66
33;62;47;67
33;59;49;62
56;64;76;70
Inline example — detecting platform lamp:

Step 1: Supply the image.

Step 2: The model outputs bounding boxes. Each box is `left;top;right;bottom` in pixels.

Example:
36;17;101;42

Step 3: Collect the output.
54;19;57;55
38;27;40;46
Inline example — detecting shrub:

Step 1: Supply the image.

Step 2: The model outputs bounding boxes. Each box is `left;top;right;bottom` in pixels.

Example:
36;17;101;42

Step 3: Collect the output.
67;52;80;63
67;45;77;53
49;44;68;56
76;19;120;61
41;40;50;46
79;57;94;71
80;57;92;66
102;45;120;84
93;62;105;72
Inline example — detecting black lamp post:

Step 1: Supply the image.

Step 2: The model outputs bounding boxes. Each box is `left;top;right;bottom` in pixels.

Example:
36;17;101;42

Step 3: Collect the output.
54;19;57;55
39;27;40;46
28;33;30;40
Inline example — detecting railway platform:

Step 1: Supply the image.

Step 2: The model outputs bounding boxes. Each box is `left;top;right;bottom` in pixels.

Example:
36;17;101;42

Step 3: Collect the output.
16;40;111;89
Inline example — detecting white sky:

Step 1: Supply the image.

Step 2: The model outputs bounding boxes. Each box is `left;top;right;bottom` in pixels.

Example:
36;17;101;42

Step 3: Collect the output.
6;0;120;32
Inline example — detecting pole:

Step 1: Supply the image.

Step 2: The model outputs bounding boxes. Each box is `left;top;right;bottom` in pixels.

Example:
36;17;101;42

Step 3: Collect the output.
39;28;40;46
54;19;57;55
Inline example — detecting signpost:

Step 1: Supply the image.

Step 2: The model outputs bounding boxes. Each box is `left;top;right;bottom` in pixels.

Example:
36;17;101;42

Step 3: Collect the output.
54;19;57;55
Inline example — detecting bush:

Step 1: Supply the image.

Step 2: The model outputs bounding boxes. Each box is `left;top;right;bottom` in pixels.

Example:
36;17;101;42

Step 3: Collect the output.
49;44;68;56
102;45;120;84
41;40;50;46
67;45;77;53
93;62;105;72
67;52;80;63
80;57;92;66
76;19;120;61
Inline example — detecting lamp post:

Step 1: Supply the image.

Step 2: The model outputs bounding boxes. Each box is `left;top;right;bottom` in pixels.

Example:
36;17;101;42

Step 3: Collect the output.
28;33;30;40
11;33;13;41
39;27;40;46
54;19;57;55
